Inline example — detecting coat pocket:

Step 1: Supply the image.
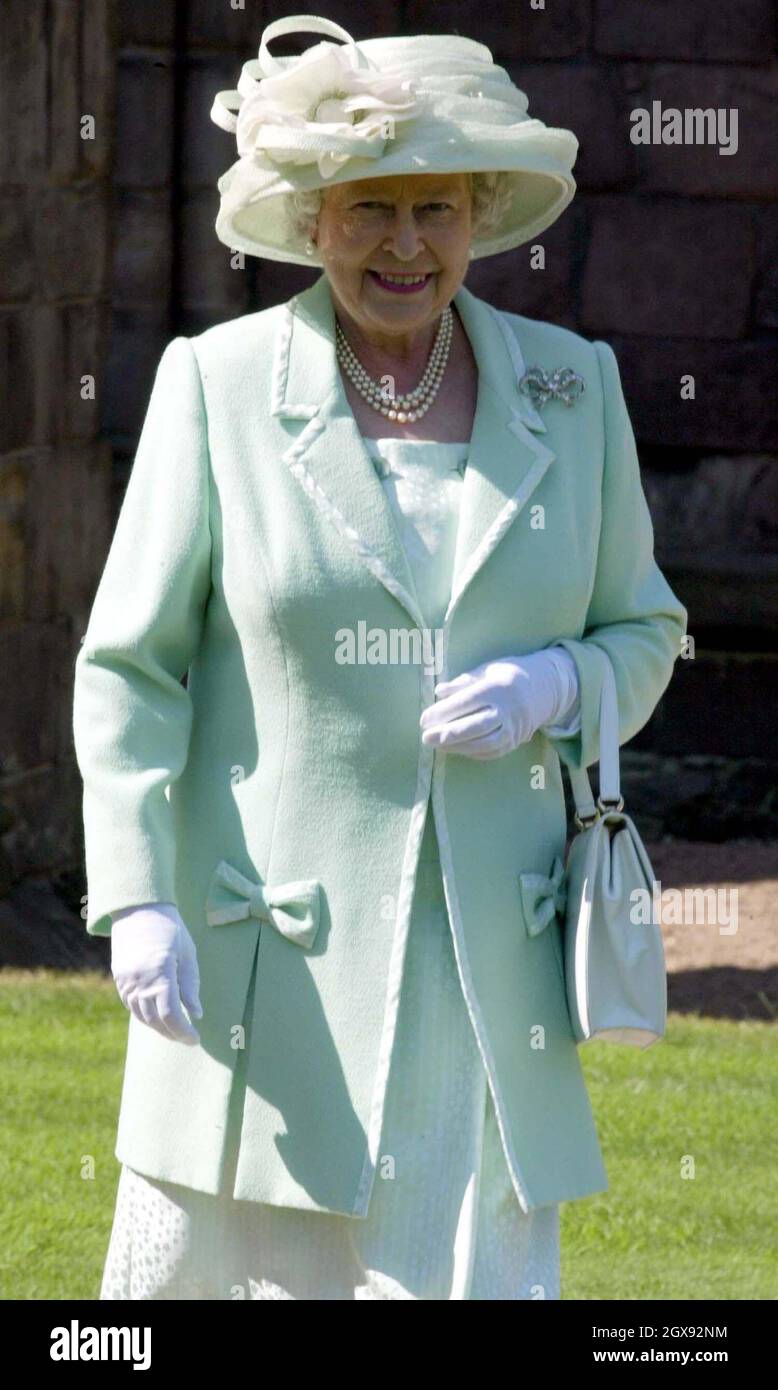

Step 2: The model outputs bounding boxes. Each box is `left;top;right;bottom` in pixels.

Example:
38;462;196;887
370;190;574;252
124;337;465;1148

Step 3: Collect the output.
517;855;568;993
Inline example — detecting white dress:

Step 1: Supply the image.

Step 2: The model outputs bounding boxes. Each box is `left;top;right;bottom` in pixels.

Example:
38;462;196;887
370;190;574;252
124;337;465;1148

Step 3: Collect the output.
99;437;564;1301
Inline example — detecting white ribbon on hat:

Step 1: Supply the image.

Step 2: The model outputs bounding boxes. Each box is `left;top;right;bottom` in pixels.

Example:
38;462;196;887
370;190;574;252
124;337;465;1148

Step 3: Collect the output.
210;14;423;179
257;15;367;77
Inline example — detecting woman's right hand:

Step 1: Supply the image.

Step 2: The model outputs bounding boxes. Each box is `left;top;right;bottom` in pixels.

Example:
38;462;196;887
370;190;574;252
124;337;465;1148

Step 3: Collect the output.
109;902;203;1045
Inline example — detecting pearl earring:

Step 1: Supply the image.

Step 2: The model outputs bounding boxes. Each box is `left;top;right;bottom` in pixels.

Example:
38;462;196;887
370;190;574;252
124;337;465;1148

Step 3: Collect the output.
305;239;315;256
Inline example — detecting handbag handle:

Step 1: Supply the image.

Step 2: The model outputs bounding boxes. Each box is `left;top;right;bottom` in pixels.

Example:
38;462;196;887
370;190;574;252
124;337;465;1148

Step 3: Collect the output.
567;652;624;827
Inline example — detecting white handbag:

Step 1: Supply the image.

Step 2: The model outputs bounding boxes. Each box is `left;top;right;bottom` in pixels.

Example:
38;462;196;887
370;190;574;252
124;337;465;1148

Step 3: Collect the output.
562;652;667;1049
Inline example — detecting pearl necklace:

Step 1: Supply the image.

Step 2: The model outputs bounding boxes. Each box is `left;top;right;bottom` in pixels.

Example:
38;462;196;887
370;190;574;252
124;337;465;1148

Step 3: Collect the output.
335;307;453;424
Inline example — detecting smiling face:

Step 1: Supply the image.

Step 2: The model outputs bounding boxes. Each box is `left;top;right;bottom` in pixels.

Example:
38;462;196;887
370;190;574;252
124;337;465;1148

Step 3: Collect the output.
312;172;473;345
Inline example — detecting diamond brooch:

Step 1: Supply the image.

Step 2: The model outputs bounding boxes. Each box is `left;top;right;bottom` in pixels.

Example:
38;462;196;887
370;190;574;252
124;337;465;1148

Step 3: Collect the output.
518;366;586;410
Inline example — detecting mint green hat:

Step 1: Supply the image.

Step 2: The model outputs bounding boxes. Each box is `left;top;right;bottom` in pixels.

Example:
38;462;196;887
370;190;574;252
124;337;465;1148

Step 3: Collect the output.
210;14;579;267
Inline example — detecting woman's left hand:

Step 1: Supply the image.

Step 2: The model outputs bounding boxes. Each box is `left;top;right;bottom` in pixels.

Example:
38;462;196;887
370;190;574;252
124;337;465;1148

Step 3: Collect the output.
419;649;577;759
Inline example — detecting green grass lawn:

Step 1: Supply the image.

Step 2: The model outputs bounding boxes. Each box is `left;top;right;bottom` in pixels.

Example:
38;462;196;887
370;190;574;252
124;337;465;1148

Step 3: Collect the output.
1;970;776;1299
562;1014;778;1300
0;971;125;1300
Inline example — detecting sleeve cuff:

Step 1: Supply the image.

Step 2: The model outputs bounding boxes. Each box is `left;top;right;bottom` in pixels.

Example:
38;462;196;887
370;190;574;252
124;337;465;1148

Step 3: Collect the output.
539;646;582;737
541;638;608;771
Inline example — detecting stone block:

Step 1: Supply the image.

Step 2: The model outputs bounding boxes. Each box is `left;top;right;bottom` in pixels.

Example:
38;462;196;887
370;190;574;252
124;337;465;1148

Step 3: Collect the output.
669;556;778;635
0;622;73;772
102;306;170;441
0;864;110;968
464;214;578;329
0;1;47;184
24;440;114;624
185;2;402;49
0;453;27;621
184;0;264;48
0;310;37;453
642;455;778;560
505;60;636;190
404;0;588;58
580;196;753;338
33;302;110;445
79;0;118;179
1;758;85;880
251;259;319;313
0;195;35;302
49;0;83;183
642;67;778;201
114;52;175;187
604;333;778;451
642;454;778;632
118;0;176;47
594;0;777;62
178;188;253;318
755;207;778;329
111;188;173;308
34;185;110;301
663;651;778;759
181;54;244;188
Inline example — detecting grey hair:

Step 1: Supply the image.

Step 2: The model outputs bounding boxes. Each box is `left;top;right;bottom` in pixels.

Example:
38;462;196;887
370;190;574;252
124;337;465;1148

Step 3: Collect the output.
285;170;515;246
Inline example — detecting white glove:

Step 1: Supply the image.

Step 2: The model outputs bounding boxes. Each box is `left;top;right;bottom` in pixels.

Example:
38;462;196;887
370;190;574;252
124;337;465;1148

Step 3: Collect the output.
109;901;203;1045
419;647;581;760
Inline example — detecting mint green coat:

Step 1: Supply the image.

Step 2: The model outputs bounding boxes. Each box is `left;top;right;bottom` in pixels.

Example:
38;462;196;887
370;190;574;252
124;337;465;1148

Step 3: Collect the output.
72;273;687;1217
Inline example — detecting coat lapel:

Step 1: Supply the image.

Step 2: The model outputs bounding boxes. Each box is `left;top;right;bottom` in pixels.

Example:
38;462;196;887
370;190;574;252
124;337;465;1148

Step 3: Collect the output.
445;286;556;623
272;274;556;629
272;274;425;626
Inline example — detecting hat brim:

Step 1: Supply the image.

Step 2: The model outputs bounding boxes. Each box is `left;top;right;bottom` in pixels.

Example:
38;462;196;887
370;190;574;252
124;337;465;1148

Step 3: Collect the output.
214;124;577;266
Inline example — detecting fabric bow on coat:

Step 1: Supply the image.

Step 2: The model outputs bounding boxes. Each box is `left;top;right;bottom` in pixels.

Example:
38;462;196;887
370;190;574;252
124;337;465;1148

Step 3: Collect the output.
517;855;567;936
205;859;322;948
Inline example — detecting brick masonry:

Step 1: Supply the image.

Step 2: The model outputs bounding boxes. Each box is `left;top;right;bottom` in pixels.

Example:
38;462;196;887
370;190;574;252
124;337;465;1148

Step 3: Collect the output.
0;0;115;899
1;1;776;918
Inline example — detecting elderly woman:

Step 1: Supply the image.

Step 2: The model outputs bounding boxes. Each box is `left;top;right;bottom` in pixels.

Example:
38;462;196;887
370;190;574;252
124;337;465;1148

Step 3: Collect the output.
73;17;687;1300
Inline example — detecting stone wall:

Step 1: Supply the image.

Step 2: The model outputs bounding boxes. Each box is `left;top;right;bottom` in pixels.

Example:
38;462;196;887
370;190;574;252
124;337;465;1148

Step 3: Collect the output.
1;0;776;925
0;0;116;897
